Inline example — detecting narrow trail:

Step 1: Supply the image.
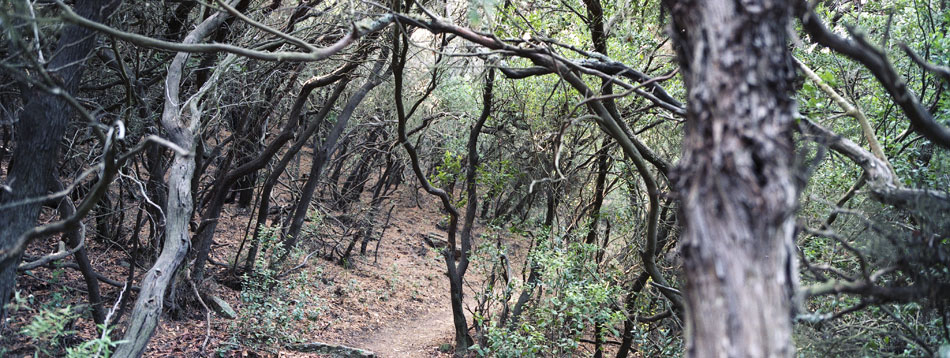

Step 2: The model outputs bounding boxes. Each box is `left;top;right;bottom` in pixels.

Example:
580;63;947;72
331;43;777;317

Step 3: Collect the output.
348;301;456;358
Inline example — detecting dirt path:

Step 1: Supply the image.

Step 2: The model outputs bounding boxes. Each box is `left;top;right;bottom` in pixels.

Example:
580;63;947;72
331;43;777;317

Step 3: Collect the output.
348;301;456;358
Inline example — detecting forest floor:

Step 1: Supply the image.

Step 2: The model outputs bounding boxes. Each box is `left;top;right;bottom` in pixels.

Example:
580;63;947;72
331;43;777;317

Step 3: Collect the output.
347;297;456;357
3;177;528;358
148;187;525;358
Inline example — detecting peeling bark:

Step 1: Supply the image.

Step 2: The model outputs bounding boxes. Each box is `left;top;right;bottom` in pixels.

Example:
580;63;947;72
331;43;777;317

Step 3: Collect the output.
664;0;799;356
112;11;231;358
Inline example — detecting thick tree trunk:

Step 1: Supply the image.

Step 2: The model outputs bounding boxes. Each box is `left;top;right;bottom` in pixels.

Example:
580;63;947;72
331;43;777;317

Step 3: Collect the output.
112;12;231;358
113;148;195;358
664;1;799;357
0;0;118;319
584;145;609;247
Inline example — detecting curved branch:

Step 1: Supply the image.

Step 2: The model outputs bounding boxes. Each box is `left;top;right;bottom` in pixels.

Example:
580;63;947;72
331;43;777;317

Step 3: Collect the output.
798;5;950;148
900;43;950;83
394;13;685;116
802;277;946;303
17;230;83;271
795;58;896;179
798;118;949;210
498;58;683;111
0;124;146;265
58;0;396;63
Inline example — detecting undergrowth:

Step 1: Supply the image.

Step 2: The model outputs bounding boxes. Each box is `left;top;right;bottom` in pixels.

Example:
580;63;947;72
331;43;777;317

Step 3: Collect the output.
224;224;326;354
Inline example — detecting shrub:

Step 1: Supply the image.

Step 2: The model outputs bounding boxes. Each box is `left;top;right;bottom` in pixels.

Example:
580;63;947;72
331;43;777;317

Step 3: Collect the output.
229;225;325;352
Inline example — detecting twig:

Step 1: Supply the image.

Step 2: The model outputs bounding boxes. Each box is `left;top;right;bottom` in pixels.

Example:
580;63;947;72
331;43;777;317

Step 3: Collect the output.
374;204;396;264
17;221;85;270
880;305;935;357
97;280;129;356
57;0;396;62
190;280;212;354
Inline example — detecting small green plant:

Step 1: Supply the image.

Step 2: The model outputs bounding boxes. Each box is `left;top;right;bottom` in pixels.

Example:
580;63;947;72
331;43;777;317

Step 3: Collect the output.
64;324;123;358
7;291;121;357
21;304;79;356
430;150;464;188
229;225;325;352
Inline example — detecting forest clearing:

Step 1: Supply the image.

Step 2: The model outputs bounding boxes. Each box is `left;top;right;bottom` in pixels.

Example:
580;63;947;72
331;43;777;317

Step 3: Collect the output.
1;0;949;357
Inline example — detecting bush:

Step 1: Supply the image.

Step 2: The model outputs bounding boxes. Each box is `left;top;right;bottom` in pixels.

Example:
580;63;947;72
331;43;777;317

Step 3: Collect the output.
5;291;121;357
229;225;325;352
472;234;624;357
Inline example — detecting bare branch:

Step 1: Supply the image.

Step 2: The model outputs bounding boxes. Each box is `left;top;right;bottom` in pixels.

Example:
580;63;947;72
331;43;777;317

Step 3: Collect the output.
794;58;896;179
57;0;396;62
900;43;950;83
798;118;950;210
17;225;83;271
798;4;950;148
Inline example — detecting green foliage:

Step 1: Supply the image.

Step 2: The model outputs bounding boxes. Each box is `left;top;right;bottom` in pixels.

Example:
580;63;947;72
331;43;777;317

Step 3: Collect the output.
63;325;123;358
472;234;624;357
300;209;326;241
431;150;464;189
21;304;79;355
229;225;325;351
477;159;517;194
6;291;121;357
468;0;499;28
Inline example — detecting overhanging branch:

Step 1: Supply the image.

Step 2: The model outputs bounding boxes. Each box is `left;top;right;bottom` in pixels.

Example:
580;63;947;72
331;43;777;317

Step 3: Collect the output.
798;4;950;148
57;0;395;62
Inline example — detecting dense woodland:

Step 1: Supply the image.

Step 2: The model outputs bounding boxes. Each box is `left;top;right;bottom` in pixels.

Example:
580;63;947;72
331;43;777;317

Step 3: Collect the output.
0;0;948;357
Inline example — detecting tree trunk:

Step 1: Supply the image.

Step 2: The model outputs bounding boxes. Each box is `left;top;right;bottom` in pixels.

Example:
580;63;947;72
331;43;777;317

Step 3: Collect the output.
112;12;231;358
664;1;799;357
243;80;349;273
53;179;106;325
587;143;609;358
282;52;390;250
0;0;119;319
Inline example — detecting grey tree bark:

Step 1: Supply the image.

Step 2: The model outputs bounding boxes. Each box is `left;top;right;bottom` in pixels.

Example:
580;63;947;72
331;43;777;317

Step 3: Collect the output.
112;12;231;358
664;1;799;357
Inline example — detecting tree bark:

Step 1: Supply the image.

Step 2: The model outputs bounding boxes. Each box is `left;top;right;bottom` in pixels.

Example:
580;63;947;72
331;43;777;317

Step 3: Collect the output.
282;52;391;250
112;11;231;358
0;0;119;319
664;1;799;357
